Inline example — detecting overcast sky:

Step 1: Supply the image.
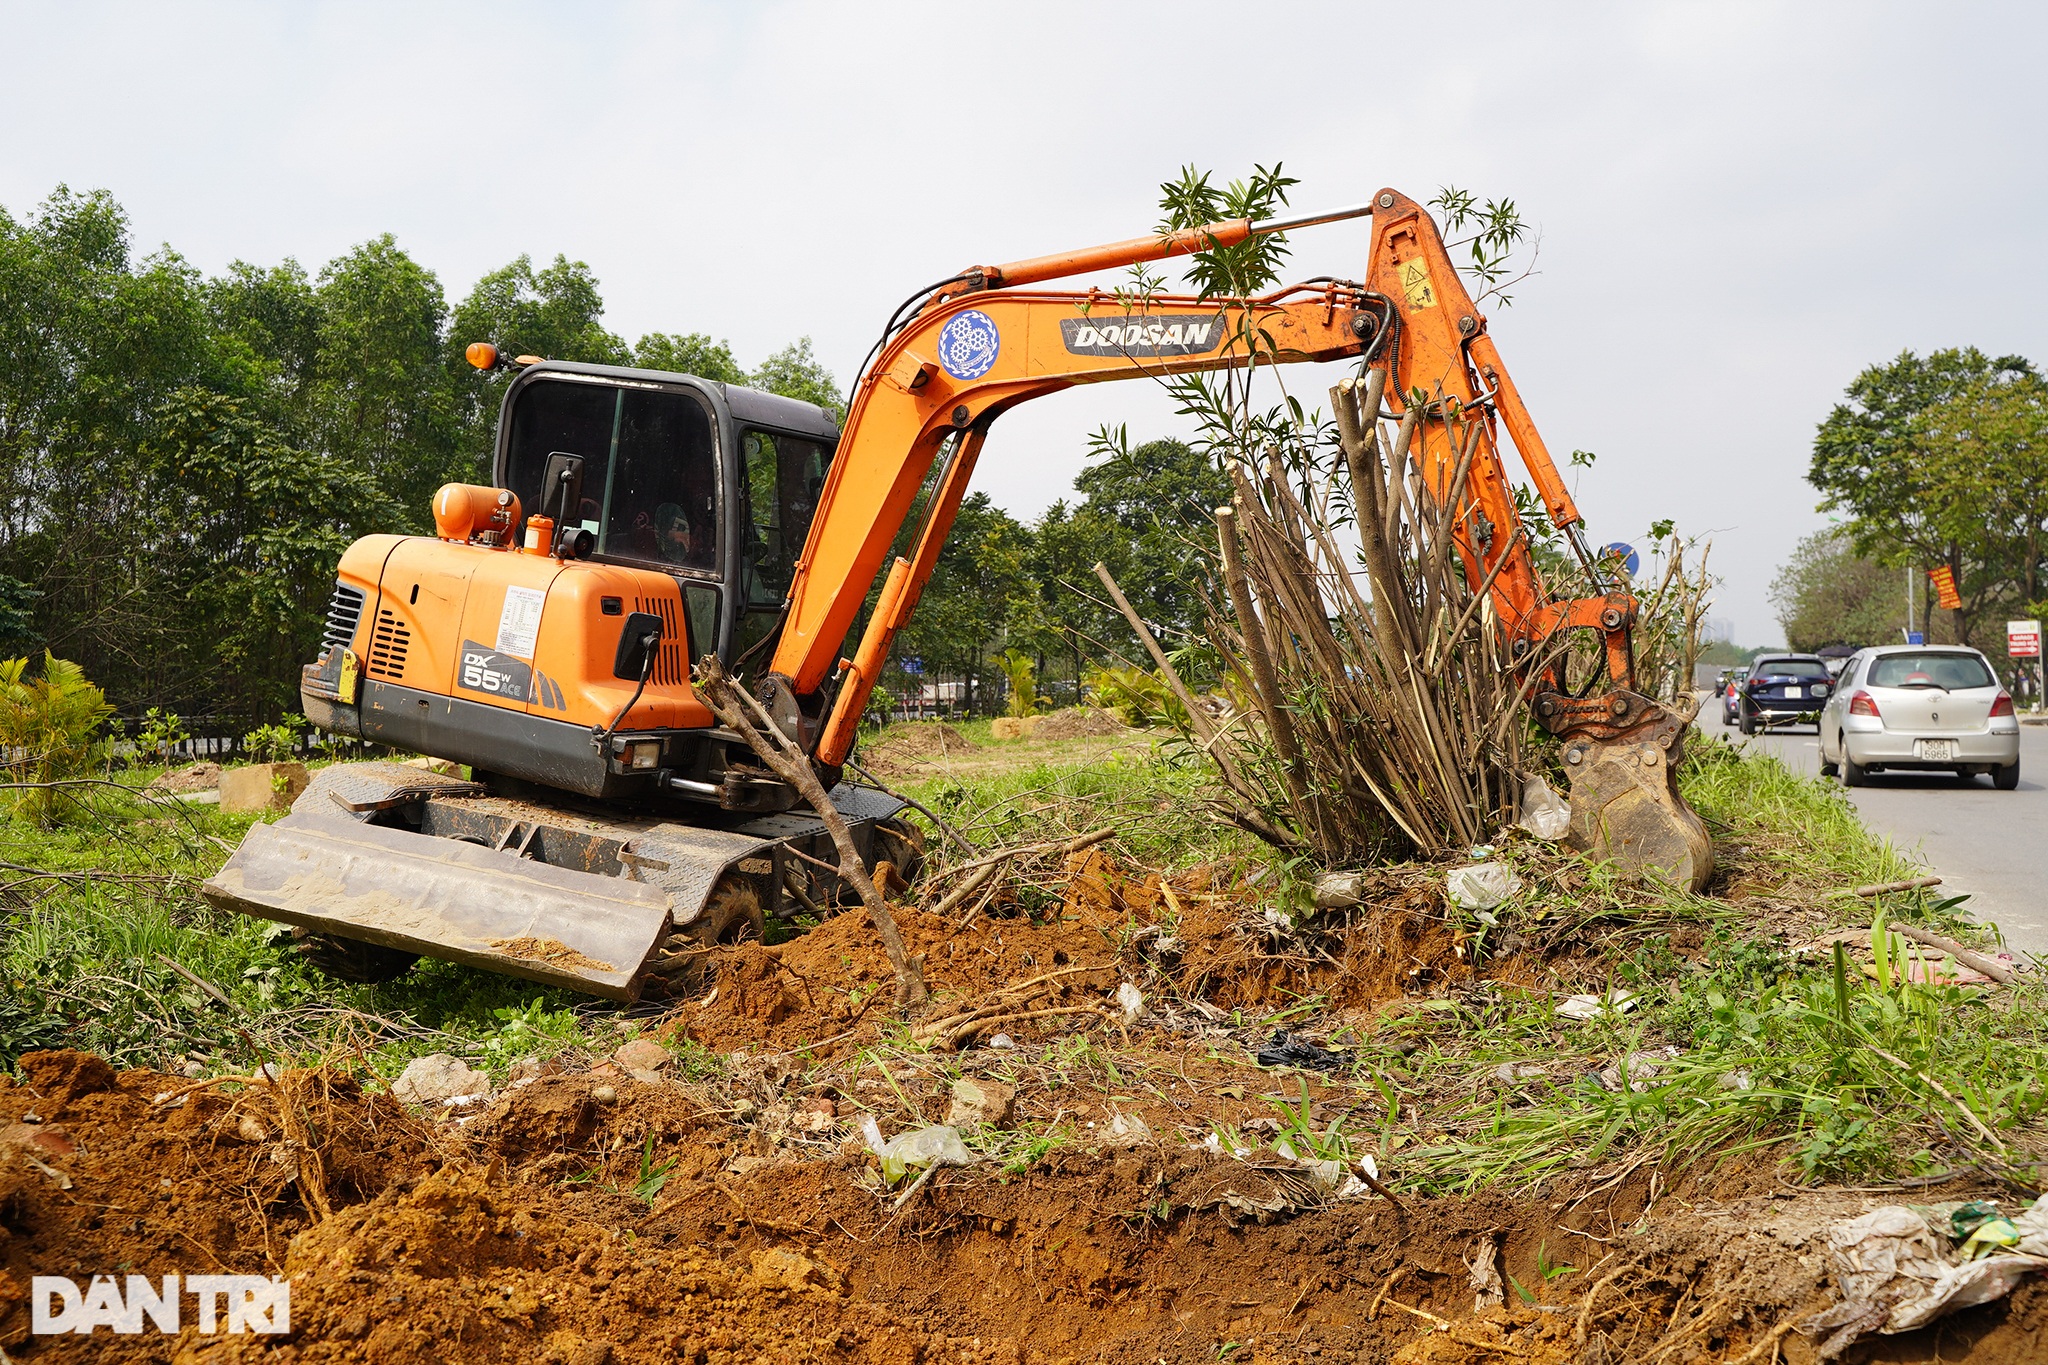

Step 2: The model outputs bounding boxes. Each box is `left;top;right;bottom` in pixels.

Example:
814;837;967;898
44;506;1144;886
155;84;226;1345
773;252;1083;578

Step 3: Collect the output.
5;1;2043;645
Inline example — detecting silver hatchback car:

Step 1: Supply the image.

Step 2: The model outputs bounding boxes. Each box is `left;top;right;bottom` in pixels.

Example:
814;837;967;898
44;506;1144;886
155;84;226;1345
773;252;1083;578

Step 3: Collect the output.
1818;645;2021;789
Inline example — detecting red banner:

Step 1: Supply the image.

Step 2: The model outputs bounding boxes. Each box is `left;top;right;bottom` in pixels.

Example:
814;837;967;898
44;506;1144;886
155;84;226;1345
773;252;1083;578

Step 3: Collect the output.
1928;565;1962;610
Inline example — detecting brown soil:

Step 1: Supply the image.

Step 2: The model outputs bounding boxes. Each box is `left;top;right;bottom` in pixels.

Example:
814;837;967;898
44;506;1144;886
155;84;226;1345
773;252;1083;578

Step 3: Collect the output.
145;762;221;794
865;722;979;764
3;1049;2042;1363
1031;709;1130;742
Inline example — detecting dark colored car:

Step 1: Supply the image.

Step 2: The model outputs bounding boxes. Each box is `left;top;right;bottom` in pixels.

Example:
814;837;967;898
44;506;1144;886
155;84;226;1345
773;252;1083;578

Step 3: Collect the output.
1720;665;1750;726
1737;653;1833;733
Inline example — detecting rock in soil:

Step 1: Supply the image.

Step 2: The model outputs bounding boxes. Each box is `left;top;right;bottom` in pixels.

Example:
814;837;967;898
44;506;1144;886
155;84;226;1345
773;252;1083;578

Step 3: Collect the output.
945;1077;1016;1129
611;1038;672;1073
391;1052;492;1107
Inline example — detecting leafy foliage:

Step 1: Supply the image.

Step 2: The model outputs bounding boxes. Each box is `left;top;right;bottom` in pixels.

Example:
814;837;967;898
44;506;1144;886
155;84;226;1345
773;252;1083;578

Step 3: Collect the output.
1809;348;2046;646
0;184;850;732
242;713;304;763
1770;527;1916;650
0;653;114;824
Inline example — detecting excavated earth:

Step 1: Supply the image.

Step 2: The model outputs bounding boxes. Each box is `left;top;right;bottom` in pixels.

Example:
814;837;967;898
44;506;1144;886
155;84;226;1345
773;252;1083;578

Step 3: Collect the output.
3;854;2045;1361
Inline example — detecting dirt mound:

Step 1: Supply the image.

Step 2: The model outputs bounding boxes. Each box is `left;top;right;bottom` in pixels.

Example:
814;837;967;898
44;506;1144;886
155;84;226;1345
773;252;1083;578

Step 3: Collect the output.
144;761;220;793
8;1049;2045;1362
1031;706;1129;741
861;721;977;766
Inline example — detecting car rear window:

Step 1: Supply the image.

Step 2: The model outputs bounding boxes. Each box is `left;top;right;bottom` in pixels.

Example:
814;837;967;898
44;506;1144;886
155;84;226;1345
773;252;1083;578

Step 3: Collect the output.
1867;653;1995;689
1750;658;1830;680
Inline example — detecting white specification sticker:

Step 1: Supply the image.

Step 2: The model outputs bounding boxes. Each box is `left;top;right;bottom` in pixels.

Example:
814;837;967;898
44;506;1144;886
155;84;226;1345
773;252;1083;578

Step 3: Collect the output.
494;585;546;658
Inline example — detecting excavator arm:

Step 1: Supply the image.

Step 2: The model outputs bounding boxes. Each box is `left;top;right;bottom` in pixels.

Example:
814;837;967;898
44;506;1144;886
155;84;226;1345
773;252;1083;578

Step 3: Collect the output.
768;187;1709;888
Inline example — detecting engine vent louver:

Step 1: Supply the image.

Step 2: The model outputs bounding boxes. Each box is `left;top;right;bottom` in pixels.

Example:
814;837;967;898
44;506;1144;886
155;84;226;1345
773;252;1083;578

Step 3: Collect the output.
634;594;687;687
366;608;411;679
323;583;365;652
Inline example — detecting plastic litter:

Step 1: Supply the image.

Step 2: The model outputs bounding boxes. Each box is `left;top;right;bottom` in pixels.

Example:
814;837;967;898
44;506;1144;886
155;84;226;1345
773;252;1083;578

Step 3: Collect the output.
2011;1193;2048;1257
1517;775;1571;840
859;1118;974;1185
985;1032;1017;1051
1798;1204;2048;1356
1104;1112;1153;1147
1951;1202;2023;1259
1447;862;1523;911
1115;981;1144;1024
1254;1030;1349;1072
1595;1047;1678;1093
1555;989;1639;1020
1313;871;1365;909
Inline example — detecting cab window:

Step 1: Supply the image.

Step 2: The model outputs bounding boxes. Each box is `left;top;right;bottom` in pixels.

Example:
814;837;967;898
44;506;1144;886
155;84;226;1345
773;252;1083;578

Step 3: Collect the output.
733;429;831;660
738;430;830;605
504;379;719;573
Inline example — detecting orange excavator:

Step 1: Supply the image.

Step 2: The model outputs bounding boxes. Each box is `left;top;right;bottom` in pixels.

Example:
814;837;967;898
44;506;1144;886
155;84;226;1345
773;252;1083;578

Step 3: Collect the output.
202;188;1709;999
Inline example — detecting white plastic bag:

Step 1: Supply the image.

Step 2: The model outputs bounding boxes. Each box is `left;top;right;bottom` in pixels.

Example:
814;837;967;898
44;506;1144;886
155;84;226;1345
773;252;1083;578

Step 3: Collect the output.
860;1118;974;1184
1447;863;1523;911
1517;775;1571;840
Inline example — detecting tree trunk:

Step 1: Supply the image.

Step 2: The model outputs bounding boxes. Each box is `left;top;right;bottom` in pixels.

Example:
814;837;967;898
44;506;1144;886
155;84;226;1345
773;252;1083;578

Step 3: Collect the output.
693;656;927;1011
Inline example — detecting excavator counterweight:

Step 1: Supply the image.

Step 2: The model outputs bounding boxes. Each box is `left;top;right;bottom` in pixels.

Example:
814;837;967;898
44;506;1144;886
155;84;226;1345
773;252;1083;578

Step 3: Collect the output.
204;187;1710;1001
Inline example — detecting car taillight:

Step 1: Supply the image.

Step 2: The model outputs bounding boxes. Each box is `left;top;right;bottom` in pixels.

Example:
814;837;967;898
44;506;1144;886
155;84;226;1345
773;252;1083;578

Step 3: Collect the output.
1991;692;2014;718
1848;691;1881;718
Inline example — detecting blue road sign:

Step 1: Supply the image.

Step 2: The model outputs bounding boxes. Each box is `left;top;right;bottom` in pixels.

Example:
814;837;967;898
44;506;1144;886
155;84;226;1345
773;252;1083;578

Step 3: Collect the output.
1600;542;1641;577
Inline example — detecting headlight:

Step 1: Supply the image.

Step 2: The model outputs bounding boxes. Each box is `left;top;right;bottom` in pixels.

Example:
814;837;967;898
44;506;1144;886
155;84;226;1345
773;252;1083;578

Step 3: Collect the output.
627;740;662;770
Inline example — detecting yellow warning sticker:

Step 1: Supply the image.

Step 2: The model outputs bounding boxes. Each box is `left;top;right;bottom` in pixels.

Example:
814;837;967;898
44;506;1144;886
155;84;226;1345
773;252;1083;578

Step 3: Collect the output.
1398;256;1437;309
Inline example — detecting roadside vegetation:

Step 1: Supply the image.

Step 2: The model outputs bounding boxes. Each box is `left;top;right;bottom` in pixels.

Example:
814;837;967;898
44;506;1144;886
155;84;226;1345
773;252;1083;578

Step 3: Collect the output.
5;720;2040;1195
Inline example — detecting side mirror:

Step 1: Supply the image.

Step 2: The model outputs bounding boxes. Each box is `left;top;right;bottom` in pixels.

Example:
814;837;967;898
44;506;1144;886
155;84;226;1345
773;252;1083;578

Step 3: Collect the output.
613;612;663;680
542;451;585;554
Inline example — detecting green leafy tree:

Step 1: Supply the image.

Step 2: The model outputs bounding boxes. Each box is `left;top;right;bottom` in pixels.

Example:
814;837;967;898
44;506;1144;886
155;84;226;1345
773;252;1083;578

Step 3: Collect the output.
1073;431;1229;639
892;493;1036;711
0;187;217;699
750;337;843;418
1810;348;2043;645
1028;497;1124;693
313;236;462;522
1770;528;1918;652
205;259;322;421
0;653;115;825
633;331;747;385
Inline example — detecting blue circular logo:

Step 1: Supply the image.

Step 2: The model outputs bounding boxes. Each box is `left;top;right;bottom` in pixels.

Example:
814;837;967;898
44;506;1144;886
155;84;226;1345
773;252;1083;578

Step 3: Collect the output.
936;309;1000;380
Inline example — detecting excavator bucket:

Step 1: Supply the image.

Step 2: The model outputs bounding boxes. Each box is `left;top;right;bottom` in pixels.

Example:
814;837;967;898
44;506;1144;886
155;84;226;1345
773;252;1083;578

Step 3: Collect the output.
204;811;674;999
1555;707;1713;893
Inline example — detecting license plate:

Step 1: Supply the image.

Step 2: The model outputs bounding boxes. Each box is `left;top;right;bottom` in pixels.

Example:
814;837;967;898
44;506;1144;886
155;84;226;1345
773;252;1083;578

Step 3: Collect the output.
1917;739;1955;762
1785;686;1802;699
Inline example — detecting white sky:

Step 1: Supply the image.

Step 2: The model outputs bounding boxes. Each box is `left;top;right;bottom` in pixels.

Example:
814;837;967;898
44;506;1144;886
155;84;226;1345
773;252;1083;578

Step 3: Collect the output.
5;1;2044;646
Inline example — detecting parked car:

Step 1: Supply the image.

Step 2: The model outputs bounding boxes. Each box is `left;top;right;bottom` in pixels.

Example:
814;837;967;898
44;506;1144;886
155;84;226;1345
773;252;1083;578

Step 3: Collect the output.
1736;654;1832;733
1720;665;1750;726
1818;645;2020;789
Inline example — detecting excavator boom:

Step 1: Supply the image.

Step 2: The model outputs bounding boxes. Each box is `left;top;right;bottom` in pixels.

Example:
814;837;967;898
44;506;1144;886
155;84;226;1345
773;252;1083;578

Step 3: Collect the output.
772;187;1708;887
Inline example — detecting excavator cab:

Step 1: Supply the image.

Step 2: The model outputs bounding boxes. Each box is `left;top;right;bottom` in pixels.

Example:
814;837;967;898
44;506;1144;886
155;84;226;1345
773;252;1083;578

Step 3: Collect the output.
201;359;920;1000
496;361;837;674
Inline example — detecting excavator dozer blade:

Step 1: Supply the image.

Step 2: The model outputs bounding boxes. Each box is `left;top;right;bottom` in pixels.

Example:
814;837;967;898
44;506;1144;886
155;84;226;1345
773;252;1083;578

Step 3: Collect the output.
1557;714;1714;894
201;811;673;1000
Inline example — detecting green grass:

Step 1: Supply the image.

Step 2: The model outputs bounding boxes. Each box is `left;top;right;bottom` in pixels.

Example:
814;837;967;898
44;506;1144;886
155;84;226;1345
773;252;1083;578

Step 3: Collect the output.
0;769;621;1075
1343;738;2048;1191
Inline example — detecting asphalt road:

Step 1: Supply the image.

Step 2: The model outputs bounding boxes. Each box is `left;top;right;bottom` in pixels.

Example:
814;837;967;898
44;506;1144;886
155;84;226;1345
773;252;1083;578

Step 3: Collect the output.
1699;704;2048;961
